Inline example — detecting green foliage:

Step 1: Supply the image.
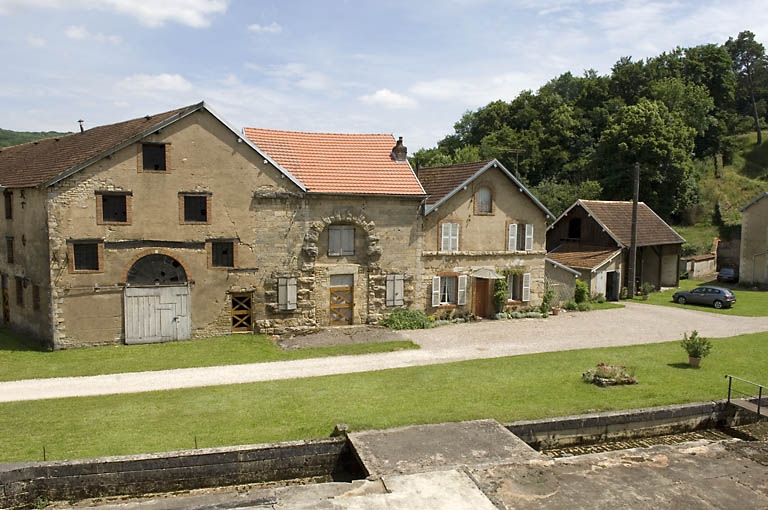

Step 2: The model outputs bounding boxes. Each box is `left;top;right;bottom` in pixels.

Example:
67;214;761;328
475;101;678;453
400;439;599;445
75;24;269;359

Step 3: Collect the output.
493;278;508;313
0;128;70;148
531;179;602;217
681;330;712;358
574;279;589;303
381;309;432;330
563;300;577;311
639;282;656;295
582;362;638;385
576;302;592;312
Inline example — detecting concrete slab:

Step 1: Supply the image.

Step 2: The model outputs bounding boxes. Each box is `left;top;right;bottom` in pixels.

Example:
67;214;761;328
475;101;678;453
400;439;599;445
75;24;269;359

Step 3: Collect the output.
471;439;768;509
347;419;542;476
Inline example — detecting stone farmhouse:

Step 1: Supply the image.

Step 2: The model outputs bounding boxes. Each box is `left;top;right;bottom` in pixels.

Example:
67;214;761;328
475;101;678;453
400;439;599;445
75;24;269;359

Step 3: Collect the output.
0;102;425;348
417;160;553;318
546;200;684;299
739;192;768;284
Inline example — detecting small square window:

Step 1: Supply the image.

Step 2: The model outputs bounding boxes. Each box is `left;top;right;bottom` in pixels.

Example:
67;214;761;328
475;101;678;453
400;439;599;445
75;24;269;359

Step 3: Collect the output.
142;143;166;171
211;241;234;268
181;194;209;223
99;193;128;223
72;242;100;271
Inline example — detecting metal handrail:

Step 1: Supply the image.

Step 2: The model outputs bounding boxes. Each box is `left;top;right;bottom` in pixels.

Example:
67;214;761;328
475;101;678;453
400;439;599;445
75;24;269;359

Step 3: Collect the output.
725;374;765;416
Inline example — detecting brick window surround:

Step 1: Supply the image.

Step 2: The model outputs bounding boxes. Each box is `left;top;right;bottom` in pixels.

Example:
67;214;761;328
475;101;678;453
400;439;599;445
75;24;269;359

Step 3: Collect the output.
96;191;132;225
67;240;104;273
179;193;212;224
206;239;237;269
138;142;170;172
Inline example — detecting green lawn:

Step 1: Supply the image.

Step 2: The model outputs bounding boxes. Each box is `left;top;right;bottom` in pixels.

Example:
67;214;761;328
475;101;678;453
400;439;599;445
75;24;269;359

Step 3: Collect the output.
1;331;765;463
635;279;768;316
0;331;418;382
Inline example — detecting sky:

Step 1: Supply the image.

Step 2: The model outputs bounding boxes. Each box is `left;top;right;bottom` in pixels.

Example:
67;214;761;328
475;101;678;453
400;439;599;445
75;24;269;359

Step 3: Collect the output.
2;1;768;151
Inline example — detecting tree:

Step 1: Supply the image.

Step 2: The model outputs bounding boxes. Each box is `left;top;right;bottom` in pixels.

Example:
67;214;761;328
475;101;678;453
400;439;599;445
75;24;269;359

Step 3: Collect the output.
531;179;602;218
595;99;697;221
726;30;766;144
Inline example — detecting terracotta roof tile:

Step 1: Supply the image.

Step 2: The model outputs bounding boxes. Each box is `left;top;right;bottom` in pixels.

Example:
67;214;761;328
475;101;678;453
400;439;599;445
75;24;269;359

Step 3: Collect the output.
580;200;685;247
0;104;201;188
243;128;425;196
547;241;622;270
417;160;491;205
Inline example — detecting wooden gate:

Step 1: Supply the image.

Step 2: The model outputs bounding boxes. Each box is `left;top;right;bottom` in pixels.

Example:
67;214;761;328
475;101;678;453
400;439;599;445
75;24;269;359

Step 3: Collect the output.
1;274;8;325
124;285;191;344
330;286;353;325
231;293;253;332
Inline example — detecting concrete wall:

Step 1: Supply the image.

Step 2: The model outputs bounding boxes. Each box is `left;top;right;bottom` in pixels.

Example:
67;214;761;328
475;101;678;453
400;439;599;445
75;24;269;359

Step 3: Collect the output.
740;197;768;284
507;401;759;450
544;261;576;305
421;166;548;314
0;437;359;510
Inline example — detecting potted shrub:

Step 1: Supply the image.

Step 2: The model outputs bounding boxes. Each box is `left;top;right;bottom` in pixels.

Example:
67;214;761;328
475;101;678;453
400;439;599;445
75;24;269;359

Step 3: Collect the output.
639;282;655;300
681;330;712;368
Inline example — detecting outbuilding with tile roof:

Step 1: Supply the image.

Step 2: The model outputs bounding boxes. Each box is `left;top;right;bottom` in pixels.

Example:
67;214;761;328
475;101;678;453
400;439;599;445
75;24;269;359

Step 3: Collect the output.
546;199;685;298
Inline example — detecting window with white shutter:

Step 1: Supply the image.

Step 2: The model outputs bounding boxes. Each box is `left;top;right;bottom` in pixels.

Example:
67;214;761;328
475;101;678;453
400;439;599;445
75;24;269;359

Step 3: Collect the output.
432;276;441;307
441;222;459;252
278;277;298;311
457;275;467;305
507;224;517;251
386;274;404;306
525;224;534;251
522;273;531;302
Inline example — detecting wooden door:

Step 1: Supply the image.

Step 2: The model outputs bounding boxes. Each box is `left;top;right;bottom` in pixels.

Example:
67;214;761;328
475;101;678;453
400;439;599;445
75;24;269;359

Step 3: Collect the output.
124;285;190;344
231;293;253;332
473;278;492;318
1;274;8;325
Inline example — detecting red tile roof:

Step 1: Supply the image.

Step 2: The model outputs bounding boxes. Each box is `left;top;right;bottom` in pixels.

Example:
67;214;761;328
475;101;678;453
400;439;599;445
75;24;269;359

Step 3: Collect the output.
547;241;622;270
243;128;425;196
418;160;491;206
579;200;685;247
0;104;201;188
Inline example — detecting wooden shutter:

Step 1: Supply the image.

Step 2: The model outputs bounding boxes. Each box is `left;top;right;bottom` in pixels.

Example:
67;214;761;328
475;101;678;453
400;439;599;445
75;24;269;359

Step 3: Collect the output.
431;276;441;307
525;224;534;251
508;224;517;251
457;275;467;305
278;277;297;311
328;227;341;256
522;273;531;302
341;226;355;255
386;274;404;306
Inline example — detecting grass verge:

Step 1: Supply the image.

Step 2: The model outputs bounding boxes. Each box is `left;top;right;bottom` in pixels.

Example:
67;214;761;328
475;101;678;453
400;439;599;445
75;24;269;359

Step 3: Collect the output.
1;331;765;463
0;332;418;382
635;279;768;317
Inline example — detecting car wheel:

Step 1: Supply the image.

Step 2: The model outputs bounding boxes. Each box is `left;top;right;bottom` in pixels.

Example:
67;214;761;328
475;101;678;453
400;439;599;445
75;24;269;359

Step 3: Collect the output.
713;300;723;309
677;296;687;305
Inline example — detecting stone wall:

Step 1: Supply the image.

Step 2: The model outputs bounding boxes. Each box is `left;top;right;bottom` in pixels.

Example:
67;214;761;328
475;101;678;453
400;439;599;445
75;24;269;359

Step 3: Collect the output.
0;437;359;510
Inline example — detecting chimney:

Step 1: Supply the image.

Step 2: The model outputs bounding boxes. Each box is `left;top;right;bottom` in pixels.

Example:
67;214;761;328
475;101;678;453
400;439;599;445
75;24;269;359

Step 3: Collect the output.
391;136;407;162
78;120;84;133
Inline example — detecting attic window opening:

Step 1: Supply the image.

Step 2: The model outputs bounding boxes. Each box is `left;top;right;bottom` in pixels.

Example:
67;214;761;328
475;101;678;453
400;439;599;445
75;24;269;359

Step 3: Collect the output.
568;218;582;239
142;143;166;171
180;193;210;224
476;186;492;214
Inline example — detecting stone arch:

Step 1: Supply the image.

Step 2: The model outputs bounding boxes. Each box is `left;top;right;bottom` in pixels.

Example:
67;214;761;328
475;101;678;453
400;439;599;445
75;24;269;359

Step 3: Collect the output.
301;209;381;261
122;250;190;285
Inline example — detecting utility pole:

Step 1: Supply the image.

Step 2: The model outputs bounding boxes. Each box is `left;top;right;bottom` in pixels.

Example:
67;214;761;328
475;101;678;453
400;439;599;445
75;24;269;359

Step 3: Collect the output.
505;148;525;176
628;162;640;297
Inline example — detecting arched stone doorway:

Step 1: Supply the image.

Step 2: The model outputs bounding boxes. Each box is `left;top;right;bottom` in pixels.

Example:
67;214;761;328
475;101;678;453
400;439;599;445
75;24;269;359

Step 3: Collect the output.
124;254;191;344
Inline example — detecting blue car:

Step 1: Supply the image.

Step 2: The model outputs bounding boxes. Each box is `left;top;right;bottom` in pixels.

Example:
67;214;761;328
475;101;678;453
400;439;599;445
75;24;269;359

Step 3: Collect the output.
672;286;736;309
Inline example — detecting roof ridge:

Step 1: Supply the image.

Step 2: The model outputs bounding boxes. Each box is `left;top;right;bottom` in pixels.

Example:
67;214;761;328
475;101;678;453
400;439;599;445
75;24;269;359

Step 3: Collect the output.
244;127;394;137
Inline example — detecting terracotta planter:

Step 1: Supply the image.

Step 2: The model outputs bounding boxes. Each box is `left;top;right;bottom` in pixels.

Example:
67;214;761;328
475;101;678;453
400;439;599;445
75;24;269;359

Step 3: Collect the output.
550;307;560;316
688;356;701;368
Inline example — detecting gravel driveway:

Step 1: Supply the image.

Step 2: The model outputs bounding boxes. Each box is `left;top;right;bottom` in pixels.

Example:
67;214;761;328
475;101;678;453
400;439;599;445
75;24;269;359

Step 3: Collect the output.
2;303;767;402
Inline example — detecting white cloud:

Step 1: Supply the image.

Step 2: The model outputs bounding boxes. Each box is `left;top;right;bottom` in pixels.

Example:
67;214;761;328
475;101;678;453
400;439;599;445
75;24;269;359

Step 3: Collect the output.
0;0;227;28
65;25;121;44
247;21;282;34
26;34;45;47
410;71;543;106
257;62;332;91
118;73;193;93
359;89;417;109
